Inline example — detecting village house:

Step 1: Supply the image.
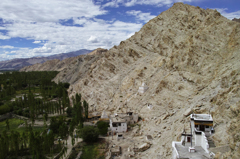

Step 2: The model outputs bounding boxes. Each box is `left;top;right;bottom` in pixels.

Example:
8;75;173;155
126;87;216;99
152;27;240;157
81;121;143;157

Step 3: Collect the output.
109;116;127;133
172;114;215;159
108;145;121;159
109;111;138;133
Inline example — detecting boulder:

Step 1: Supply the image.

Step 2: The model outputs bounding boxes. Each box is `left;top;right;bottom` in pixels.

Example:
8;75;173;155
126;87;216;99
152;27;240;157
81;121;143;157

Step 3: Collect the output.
183;108;193;117
138;143;151;152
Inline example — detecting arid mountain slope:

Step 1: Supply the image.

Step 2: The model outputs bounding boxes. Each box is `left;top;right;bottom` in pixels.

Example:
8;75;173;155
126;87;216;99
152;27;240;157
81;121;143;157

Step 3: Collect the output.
20;48;107;72
53;3;239;158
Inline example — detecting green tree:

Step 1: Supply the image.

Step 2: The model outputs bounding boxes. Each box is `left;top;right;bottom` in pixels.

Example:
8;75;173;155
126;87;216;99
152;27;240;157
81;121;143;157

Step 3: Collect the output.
83;100;88;119
97;121;109;135
66;107;73;117
79;126;99;142
5;119;10;130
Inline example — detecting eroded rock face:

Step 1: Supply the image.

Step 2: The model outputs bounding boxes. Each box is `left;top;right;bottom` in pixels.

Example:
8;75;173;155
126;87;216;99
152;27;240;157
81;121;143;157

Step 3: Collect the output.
25;3;240;158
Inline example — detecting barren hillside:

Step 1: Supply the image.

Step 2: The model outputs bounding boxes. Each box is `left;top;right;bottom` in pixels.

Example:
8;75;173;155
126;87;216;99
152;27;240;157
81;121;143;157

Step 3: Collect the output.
27;2;240;158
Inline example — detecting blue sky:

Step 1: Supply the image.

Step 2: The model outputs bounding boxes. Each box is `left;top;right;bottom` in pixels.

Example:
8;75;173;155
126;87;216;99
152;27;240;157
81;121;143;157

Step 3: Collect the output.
0;0;240;61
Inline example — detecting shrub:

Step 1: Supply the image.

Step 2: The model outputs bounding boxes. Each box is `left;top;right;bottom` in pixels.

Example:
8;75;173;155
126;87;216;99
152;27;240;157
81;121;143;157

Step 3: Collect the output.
0;104;12;115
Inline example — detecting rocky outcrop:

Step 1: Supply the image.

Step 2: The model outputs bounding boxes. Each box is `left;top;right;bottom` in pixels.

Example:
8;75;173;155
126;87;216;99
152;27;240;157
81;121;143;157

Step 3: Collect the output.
42;3;240;158
87;48;108;56
232;18;240;23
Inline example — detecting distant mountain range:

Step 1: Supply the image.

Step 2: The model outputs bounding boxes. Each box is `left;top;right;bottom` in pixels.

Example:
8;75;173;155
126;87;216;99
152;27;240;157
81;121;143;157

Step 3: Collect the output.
0;49;93;70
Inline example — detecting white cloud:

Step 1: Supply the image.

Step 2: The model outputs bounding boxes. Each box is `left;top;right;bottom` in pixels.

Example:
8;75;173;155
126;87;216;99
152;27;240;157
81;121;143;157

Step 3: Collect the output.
0;45;14;49
0;33;10;40
103;0;192;8
87;36;99;43
1;18;142;59
0;0;107;23
0;27;6;30
214;8;240;20
0;0;154;61
126;10;156;23
33;40;41;44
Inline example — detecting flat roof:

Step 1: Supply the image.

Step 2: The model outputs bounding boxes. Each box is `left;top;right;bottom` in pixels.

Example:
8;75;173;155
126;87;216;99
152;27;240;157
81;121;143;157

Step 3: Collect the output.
191;114;213;121
111;117;126;123
176;143;210;158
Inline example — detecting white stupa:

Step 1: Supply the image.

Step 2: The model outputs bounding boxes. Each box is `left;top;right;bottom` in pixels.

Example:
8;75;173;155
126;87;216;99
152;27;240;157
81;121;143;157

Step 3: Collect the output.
138;82;149;93
101;110;108;119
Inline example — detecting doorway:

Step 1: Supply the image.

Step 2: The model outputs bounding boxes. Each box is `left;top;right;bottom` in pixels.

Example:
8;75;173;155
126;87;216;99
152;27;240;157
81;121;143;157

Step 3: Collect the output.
200;125;205;131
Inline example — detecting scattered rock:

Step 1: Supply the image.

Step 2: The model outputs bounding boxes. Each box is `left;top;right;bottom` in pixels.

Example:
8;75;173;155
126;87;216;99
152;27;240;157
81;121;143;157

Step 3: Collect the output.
138;143;151;152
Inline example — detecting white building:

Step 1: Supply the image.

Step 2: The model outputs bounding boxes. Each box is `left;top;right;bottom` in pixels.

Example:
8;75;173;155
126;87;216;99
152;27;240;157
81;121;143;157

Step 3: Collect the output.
172;114;214;159
138;82;148;94
114;112;138;125
190;114;213;134
109;117;127;133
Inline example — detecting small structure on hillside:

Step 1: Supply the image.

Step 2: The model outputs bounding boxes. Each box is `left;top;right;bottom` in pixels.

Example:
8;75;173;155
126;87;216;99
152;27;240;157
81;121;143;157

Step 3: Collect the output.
138;82;148;94
108;145;121;158
110;117;127;133
172;114;214;159
109;111;138;133
99;110;110;123
190;114;213;135
147;103;153;110
112;111;138;125
101;110;108;119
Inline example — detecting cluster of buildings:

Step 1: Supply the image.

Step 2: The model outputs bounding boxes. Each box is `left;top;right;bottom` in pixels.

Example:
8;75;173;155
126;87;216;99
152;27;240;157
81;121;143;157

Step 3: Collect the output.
86;110;138;134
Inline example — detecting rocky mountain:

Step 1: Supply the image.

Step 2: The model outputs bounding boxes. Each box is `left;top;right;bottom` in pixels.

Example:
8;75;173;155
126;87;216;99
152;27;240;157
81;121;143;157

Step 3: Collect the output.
0;49;93;70
23;2;240;158
232;18;240;23
20;48;108;72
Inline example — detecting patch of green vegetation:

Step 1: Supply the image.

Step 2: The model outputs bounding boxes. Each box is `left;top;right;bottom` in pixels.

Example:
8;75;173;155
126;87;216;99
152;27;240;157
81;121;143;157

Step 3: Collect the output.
81;144;105;159
0;118;24;133
16;87;41;95
0;118;45;134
